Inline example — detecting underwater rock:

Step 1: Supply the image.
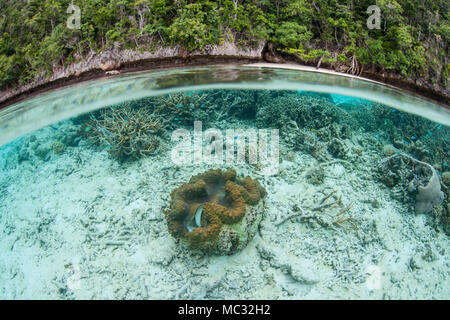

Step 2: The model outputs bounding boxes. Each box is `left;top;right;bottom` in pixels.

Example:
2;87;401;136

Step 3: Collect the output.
327;138;347;159
305;166;325;185
164;169;266;255
51;141;64;155
34;145;51;161
378;153;444;214
17;148;30;163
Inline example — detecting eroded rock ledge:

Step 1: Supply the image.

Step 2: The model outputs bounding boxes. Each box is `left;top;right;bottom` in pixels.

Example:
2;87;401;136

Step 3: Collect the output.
0;40;448;109
0;41;265;108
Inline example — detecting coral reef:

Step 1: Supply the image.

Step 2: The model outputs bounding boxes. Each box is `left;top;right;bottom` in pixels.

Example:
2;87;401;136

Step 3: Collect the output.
164;169;266;255
435;172;450;235
354;101;450;167
255;93;356;163
316;122;352;141
378;153;444;214
81;103;163;162
51;141;64;155
297;91;334;104
145;91;210;127
256;93;354;131
327;138;348;159
382;144;399;157
13;121;80;164
34;145;51;161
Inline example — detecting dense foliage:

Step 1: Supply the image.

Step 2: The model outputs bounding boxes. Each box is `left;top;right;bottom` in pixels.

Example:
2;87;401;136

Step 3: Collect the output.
0;0;448;89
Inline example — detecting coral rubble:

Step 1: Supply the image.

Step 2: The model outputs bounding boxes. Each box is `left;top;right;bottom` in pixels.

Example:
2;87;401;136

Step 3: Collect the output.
164;169;266;254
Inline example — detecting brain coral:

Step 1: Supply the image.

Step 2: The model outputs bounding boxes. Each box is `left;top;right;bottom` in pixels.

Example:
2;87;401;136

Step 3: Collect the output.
164;169;266;254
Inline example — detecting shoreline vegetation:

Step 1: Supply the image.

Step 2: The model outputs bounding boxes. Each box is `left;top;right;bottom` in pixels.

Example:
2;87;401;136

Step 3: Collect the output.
0;1;448;107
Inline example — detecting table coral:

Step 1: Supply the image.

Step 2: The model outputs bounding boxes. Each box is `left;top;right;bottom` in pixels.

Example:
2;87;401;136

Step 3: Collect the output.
164;169;266;254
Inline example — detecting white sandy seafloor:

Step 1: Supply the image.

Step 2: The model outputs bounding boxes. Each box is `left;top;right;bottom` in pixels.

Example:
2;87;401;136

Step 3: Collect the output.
0;118;449;300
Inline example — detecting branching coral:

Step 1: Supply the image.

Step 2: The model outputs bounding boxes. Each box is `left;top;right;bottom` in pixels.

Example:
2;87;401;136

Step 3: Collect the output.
256;94;355;131
164;168;266;254
148;91;210;127
81;103;163;162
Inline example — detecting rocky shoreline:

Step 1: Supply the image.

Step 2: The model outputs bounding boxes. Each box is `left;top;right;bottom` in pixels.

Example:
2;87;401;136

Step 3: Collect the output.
0;41;448;109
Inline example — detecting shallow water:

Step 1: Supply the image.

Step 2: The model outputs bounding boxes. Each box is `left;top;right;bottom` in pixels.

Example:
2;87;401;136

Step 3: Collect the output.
0;68;449;299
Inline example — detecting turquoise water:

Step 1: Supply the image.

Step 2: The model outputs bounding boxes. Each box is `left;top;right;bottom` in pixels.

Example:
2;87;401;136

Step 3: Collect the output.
0;68;449;299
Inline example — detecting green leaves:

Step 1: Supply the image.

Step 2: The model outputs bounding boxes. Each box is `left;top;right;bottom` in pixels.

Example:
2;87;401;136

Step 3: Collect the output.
0;0;448;89
167;3;220;50
273;22;312;49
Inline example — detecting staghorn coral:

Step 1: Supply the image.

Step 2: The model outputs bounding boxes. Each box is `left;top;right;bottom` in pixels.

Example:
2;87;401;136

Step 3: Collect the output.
164;168;266;255
147;91;210;127
256;93;355;131
80;102;163;162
